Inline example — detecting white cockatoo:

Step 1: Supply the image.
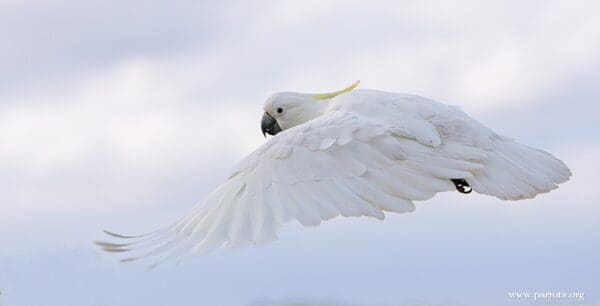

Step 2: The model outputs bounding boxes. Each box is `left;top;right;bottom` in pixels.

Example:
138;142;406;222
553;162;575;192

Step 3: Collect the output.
96;81;571;266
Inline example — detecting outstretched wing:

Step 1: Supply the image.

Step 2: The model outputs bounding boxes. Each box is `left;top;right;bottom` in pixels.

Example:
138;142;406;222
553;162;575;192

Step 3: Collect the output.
96;109;488;266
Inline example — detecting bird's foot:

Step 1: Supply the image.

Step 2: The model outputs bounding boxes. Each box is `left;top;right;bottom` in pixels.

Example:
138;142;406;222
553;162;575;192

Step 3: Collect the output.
451;179;472;194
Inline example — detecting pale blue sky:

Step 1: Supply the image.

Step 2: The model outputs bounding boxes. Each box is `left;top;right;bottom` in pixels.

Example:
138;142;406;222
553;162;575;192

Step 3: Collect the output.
1;1;599;306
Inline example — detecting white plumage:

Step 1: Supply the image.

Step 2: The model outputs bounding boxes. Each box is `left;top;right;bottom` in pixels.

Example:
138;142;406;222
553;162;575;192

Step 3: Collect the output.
96;82;571;266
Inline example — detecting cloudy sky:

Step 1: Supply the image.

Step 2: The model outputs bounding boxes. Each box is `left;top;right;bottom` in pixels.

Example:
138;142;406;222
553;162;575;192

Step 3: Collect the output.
1;1;599;305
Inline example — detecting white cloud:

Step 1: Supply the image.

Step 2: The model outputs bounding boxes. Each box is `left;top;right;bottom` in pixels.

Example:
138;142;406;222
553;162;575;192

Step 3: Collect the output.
0;55;261;174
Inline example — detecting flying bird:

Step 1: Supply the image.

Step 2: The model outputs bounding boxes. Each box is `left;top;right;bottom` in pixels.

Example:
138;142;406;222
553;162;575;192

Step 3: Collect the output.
96;81;571;266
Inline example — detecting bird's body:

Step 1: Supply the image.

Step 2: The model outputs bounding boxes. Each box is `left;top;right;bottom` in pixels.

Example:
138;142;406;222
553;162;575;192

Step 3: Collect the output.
97;82;571;266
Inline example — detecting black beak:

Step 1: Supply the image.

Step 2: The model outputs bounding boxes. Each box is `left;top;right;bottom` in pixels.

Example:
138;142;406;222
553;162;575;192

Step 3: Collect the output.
261;112;282;137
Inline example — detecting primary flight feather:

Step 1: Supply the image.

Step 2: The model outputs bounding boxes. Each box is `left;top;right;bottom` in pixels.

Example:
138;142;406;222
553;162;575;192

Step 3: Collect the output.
96;81;571;266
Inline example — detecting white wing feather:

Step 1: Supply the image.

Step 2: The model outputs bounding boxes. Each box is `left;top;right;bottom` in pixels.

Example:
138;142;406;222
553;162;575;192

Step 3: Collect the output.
97;90;570;266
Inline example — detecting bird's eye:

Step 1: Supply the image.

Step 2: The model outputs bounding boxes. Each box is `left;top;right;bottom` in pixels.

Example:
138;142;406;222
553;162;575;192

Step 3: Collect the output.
276;107;283;114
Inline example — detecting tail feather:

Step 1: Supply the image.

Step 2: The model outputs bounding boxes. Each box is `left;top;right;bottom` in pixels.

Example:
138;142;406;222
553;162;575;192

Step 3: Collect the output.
470;141;571;200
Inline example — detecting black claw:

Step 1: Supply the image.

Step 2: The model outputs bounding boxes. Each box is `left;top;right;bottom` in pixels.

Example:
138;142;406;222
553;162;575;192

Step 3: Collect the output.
451;179;472;194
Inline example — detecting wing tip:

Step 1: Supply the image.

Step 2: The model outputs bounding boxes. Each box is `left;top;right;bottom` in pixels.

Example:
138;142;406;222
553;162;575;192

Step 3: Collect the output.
103;229;159;239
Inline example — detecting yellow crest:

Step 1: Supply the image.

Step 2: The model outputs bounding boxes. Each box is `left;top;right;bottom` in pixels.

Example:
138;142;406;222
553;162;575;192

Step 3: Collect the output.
312;80;360;100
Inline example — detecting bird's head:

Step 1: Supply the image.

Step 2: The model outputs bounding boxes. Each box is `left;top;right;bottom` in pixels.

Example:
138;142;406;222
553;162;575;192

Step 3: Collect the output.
261;81;359;137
